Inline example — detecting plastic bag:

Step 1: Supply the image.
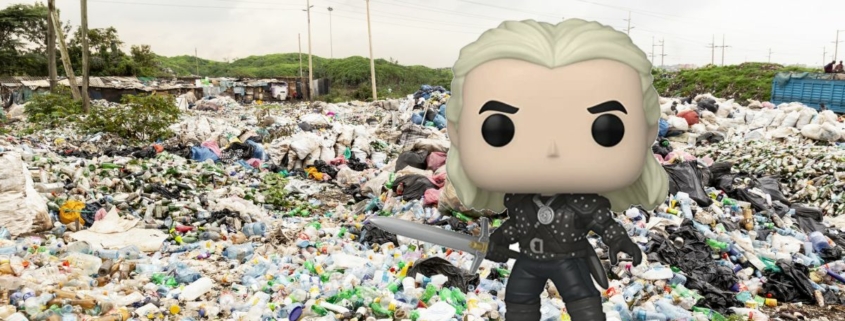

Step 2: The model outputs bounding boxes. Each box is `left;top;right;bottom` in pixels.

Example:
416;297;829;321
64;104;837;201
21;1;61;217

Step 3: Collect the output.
395;150;429;171
667;116;689;131
658;118;669;137
663;161;713;207
749;109;779;128
289;132;322;159
796;108;817;129
405;257;479;292
801;123;841;141
779;111;801;128
818;110;838;125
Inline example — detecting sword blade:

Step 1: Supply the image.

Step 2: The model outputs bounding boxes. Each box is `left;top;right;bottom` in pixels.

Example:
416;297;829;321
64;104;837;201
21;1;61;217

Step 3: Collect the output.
369;216;479;254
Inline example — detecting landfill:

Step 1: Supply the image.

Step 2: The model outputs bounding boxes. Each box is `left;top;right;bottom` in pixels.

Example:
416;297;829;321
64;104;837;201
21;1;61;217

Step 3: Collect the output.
0;87;844;321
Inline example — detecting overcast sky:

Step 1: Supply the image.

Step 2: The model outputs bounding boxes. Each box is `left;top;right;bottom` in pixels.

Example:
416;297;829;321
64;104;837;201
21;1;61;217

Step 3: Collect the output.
5;0;845;68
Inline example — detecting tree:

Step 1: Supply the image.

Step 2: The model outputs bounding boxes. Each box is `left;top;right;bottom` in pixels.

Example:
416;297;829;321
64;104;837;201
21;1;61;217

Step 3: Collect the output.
131;44;157;76
0;3;50;75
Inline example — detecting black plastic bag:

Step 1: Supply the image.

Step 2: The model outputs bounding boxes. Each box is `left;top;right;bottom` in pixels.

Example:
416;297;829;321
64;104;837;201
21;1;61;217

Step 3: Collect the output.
358;223;398;246
696;132;725;145
663;161;713;207
697;98;719;113
734;188;771;212
395;150;429;171
791;204;826;233
755;176;790;206
392;175;437;201
645;221;740;313
762;260;815;303
708;162;733;185
405;257;480;293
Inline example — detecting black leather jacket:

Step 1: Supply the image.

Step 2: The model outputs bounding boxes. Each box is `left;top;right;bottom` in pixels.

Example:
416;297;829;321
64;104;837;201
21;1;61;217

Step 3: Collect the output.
489;193;630;261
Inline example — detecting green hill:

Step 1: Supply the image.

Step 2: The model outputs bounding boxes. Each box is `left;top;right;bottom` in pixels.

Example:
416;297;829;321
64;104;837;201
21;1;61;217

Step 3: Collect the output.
156;53;452;100
652;62;817;102
158;54;819;103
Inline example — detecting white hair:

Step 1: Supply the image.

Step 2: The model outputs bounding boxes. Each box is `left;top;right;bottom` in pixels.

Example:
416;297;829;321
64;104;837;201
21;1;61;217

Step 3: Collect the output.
445;19;668;213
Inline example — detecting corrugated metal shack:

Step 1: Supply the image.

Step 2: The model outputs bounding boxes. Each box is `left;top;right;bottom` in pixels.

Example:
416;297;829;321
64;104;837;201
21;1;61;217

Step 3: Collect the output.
1;76;323;105
1;76;202;104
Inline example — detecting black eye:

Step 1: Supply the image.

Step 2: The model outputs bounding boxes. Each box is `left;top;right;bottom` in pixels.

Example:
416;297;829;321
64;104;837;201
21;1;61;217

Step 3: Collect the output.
481;114;515;147
591;114;625;147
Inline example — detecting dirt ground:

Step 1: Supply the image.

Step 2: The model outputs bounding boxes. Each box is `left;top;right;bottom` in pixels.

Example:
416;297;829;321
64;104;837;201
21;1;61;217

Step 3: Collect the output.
763;303;845;321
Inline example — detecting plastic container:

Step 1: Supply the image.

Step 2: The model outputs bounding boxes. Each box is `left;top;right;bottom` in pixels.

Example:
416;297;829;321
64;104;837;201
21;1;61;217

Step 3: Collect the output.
181;277;214;301
242;222;267;237
222;243;255;262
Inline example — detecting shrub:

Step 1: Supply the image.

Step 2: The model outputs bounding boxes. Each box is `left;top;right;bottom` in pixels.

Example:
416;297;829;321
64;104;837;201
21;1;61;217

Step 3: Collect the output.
82;93;180;142
23;87;84;128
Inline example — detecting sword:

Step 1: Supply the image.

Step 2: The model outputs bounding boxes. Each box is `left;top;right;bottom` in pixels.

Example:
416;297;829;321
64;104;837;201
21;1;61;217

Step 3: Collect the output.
368;216;519;274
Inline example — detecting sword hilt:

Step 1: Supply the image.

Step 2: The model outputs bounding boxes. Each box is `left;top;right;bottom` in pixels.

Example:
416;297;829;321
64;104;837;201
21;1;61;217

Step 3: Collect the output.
469;217;490;274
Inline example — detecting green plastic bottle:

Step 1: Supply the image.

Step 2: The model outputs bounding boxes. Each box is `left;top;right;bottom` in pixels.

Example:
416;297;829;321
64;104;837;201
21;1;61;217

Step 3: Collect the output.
410;310;420;321
304;261;317;274
369;302;392;317
706;239;728;252
421;284;436;303
311;304;329;316
692;307;727;321
439;288;452;304
100;163;121;169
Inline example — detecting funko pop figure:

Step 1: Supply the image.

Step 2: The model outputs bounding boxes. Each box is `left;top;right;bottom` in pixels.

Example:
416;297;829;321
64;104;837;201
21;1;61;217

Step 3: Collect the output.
444;19;669;321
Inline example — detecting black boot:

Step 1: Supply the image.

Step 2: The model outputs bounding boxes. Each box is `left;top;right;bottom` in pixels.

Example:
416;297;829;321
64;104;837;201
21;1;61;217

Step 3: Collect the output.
504;301;541;321
565;296;605;321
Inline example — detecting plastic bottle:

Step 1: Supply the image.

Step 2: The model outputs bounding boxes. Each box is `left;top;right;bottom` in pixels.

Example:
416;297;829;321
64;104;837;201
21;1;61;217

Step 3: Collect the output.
242;222;266;237
222;243;255;261
677;192;693;220
181;277;214;301
623;281;644;304
655;299;692;320
809;232;832;252
632;308;666;321
0;226;10;240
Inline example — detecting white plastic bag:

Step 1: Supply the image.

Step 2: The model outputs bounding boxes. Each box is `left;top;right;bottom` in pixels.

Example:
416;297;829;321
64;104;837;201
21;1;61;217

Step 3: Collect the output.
818;110;839;125
749;109;778;128
289;132;322;159
779;111;801;128
796;108;818;129
0;152;51;237
667;116;689;131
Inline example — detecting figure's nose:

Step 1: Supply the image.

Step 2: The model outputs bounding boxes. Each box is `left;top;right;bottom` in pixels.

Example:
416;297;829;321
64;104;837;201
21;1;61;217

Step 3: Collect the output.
547;141;559;158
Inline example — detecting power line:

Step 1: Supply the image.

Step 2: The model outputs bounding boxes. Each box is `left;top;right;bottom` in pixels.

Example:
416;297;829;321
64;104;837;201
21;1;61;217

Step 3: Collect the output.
88;0;301;10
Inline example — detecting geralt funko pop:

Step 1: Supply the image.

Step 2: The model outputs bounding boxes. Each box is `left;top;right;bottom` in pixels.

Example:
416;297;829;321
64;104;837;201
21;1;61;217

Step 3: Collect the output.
444;19;669;321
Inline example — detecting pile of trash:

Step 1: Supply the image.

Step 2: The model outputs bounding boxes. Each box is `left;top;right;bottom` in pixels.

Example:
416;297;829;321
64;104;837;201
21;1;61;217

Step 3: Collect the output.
1;85;845;321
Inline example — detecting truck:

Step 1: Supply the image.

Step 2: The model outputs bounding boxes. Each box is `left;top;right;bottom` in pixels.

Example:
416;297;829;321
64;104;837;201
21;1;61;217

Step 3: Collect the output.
771;72;845;113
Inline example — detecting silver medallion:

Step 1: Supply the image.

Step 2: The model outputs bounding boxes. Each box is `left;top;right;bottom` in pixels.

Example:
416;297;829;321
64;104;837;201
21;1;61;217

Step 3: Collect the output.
537;206;554;225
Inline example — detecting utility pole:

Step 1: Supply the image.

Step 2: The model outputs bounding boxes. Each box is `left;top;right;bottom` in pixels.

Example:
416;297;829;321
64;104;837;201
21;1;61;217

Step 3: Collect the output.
715;34;730;66
623;11;633;35
50;10;80;100
47;0;57;91
298;33;303;79
649;36;655;65
658;38;666;68
834;30;844;62
81;0;90;112
328;7;334;59
194;48;199;77
304;1;314;100
707;35;715;66
823;47;828;67
767;48;773;63
366;0;377;101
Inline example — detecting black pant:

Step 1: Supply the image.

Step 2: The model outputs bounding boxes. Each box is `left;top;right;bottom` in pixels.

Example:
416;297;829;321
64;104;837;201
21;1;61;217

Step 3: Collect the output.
504;255;604;321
